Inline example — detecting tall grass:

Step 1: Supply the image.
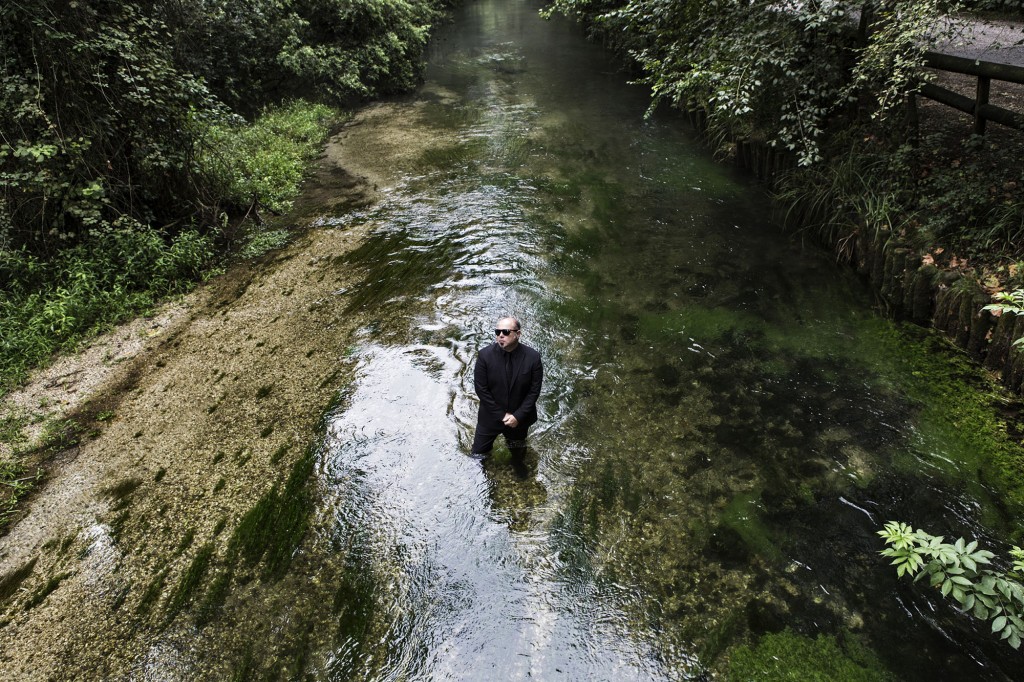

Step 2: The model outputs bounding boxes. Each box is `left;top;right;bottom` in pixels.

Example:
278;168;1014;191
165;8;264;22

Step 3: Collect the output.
774;146;908;260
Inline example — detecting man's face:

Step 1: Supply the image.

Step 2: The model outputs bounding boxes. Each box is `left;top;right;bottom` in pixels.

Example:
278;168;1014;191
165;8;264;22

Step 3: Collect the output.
495;318;520;350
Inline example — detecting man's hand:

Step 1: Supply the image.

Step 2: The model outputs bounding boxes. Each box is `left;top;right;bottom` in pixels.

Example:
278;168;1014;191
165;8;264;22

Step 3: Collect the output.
503;413;519;428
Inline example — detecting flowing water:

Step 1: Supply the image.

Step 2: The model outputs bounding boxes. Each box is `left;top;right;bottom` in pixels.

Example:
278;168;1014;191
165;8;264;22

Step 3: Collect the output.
297;0;1023;678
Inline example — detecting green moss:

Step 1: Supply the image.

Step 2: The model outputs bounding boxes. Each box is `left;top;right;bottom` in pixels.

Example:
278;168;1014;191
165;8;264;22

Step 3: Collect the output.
319;367;342;389
103;477;142;507
415;139;488;171
195;567;233;626
726;630;895;681
109;508;132;541
876;325;1024;534
154;467;166;483
226;446;316;581
639;306;762;345
230;646;256;682
136;568;169;616
259;424;274;438
175;529;196;556
213;478;226;494
702;609;743;663
109;584;130;612
164;542;216;621
721;491;784;564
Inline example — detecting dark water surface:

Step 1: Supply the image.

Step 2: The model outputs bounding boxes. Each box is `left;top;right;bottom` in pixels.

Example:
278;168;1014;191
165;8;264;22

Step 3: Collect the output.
307;0;1022;678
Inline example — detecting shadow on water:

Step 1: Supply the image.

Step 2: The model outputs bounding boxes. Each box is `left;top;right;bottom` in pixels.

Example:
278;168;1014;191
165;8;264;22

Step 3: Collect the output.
266;0;1024;679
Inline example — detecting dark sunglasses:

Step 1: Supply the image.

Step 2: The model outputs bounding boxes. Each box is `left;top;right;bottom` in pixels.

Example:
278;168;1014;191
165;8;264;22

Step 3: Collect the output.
494;328;519;336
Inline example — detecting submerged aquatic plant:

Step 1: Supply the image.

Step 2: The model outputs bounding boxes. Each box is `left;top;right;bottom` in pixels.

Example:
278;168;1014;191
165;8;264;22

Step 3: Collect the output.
878;521;1024;649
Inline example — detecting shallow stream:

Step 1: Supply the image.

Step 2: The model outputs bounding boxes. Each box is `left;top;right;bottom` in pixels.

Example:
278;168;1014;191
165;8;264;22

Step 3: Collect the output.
296;0;1023;678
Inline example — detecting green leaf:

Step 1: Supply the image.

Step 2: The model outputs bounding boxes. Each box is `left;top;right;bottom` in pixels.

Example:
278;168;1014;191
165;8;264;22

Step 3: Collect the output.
993;615;1008;633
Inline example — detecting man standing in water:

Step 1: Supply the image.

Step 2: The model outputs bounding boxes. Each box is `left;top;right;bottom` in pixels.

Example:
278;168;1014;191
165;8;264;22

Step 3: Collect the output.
471;316;543;460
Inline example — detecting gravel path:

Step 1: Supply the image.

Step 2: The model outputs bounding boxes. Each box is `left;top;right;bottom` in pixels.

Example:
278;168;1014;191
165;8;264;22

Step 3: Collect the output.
934;15;1024;67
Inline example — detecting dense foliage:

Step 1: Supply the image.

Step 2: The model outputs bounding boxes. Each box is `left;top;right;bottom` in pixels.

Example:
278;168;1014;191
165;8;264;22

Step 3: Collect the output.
542;0;973;165
0;0;447;391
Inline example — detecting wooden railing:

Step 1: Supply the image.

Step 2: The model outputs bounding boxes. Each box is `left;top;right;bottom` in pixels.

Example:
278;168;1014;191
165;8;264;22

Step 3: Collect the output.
917;50;1024;134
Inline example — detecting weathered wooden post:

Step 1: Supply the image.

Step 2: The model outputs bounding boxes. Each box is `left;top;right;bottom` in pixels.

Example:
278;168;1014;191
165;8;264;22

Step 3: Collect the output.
975;75;990;136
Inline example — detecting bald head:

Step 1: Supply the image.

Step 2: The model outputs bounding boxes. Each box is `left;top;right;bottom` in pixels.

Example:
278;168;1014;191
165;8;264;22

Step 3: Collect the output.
495;316;522;351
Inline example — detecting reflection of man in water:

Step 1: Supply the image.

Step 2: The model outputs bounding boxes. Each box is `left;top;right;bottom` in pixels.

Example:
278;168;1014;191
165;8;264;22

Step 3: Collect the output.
471;316;543;459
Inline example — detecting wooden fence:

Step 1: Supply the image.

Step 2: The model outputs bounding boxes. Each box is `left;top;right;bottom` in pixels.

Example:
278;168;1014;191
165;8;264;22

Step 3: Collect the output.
917;51;1024;134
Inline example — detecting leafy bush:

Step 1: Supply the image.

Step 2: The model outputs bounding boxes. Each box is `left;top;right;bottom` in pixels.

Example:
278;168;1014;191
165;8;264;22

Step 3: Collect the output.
878;521;1024;649
0;0;223;253
543;0;962;165
155;0;443;112
196;101;339;215
984;289;1024;349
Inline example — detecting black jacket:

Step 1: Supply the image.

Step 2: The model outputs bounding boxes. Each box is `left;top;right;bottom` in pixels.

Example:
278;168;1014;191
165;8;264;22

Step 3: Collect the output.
474;342;543;429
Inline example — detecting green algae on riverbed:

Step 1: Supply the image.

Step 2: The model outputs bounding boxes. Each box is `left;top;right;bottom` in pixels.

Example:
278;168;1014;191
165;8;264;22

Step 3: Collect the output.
726;629;896;682
546;230;1024;669
871;323;1024;537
